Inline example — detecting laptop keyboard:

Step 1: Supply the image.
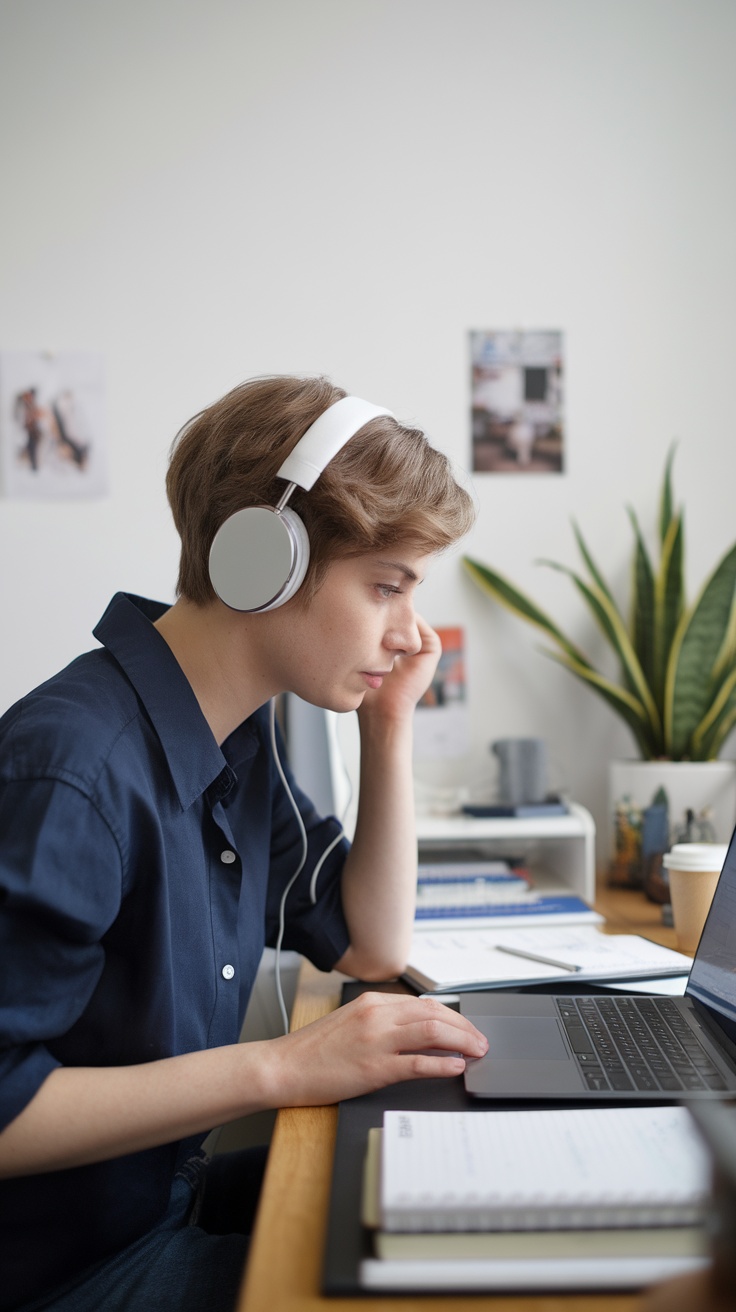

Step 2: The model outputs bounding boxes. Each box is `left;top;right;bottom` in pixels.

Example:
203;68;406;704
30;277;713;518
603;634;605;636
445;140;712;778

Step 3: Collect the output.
556;996;728;1092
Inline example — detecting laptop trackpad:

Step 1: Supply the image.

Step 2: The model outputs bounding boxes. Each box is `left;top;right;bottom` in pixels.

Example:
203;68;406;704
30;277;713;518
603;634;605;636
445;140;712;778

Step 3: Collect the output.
480;1016;569;1060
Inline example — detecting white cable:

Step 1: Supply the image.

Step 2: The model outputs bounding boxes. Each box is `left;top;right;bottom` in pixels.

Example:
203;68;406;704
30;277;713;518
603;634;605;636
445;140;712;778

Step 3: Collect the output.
308;710;350;901
271;697;354;1033
308;829;345;905
270;699;309;1034
269;699;347;1034
330;709;355;833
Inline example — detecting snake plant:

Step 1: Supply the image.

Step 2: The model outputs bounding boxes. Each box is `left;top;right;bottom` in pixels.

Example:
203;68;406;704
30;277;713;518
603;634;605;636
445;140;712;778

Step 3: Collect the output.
463;448;736;761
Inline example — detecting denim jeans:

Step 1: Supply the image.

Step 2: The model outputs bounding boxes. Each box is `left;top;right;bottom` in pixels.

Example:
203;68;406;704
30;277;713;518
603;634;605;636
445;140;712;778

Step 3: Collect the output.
18;1145;269;1312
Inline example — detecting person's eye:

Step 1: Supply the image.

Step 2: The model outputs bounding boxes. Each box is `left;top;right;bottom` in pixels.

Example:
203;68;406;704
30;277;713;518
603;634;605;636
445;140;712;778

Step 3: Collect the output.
376;583;402;598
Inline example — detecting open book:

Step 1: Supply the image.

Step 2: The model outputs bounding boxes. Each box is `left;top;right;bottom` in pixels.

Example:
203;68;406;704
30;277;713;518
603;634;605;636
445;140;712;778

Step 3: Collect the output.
358;1107;711;1291
403;923;692;993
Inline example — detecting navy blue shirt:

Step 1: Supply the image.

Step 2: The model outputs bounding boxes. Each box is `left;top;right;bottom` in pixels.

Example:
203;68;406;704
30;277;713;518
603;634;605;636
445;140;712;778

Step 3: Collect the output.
0;593;350;1308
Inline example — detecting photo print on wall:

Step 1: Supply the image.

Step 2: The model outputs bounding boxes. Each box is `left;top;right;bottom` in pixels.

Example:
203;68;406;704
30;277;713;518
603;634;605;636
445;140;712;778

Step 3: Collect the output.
470;330;564;474
0;350;107;499
414;626;469;759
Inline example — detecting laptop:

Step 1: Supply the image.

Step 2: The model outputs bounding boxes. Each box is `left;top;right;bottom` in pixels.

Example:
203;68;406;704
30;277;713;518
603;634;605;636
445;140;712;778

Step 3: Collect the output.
461;824;736;1101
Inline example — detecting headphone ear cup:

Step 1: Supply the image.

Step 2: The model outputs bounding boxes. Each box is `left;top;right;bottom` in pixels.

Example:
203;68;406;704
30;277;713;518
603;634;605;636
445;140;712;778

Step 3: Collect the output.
208;505;310;612
271;508;310;608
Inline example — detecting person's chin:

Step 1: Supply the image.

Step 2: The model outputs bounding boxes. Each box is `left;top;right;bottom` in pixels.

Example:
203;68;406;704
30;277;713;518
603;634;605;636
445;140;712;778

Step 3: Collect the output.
300;687;365;714
331;689;366;713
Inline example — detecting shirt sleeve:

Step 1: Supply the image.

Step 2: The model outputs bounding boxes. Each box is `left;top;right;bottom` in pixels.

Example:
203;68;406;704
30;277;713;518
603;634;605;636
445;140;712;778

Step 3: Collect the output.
263;721;351;971
0;778;123;1130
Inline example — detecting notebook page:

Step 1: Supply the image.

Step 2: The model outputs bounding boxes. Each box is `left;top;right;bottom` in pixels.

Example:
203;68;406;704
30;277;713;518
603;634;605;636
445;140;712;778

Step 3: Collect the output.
406;924;691;990
380;1106;710;1232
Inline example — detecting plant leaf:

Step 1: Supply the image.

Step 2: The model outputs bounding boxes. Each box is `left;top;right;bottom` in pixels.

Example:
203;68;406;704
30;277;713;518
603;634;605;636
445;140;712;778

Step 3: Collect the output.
571;520;617;605
653;511;684;710
627;507;656;698
543;648;656;758
664;542;736;758
691;664;736;760
461;557;591;667
659;442;677;546
707;706;736;760
711;592;736;685
540;560;662;742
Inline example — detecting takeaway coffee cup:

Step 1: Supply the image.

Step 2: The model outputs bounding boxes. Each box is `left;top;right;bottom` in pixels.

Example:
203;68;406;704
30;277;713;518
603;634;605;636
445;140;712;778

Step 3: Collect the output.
662;843;728;952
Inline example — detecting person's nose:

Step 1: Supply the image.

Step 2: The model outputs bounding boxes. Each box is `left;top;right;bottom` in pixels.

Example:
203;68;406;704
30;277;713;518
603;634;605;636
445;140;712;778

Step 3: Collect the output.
385;603;422;657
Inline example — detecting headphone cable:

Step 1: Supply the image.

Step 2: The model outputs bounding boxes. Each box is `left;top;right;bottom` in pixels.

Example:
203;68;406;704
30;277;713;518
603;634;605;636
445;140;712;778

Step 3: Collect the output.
269;698;345;1034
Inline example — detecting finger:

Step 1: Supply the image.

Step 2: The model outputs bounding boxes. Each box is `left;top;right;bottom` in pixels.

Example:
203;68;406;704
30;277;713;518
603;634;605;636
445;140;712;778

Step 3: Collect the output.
393;1017;488;1059
403;997;488;1041
349;992;486;1045
394;1052;468;1080
414;613;437;636
414;615;441;655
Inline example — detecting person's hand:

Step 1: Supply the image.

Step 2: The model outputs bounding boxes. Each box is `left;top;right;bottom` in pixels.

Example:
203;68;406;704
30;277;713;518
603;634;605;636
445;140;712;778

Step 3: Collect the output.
259;992;488;1108
358;614;441;727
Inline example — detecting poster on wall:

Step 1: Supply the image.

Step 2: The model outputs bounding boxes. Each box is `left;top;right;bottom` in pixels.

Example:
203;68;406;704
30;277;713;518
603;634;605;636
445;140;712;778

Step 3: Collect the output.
414;626;469;758
0;350;107;499
470;329;564;474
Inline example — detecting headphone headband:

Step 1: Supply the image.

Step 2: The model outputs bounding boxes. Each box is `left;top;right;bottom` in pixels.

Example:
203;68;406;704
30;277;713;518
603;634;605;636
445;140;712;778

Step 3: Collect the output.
208;392;393;612
277;396;394;490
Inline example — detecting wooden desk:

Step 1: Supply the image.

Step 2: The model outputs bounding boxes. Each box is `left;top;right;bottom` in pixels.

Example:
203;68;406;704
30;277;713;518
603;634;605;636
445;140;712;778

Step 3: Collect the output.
238;884;688;1312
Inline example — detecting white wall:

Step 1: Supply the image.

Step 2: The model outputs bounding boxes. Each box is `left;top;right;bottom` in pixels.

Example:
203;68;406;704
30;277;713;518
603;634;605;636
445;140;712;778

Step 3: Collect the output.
1;0;735;860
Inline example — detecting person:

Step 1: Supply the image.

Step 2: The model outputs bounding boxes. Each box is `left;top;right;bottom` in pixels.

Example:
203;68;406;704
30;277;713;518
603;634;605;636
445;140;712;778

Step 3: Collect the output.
0;374;488;1312
51;390;89;470
13;386;46;471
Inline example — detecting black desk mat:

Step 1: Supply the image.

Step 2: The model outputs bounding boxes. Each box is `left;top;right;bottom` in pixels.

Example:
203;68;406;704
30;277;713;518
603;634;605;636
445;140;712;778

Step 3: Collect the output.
322;980;621;1297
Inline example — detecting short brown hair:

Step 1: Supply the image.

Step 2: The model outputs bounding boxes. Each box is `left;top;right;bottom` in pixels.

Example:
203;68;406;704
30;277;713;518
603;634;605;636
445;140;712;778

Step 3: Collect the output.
166;375;475;604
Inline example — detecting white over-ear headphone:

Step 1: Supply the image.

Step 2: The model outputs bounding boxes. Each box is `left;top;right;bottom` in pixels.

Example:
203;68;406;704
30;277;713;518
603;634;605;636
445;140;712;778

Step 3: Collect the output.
208;395;393;612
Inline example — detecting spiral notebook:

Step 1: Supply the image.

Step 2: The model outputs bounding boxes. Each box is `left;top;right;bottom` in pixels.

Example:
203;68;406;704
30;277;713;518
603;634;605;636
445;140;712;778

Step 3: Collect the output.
375;1106;709;1232
357;1106;711;1291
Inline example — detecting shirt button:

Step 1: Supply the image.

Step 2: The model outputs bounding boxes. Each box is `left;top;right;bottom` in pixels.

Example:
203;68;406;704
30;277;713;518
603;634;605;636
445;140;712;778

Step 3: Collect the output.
222;964;235;980
220;850;237;864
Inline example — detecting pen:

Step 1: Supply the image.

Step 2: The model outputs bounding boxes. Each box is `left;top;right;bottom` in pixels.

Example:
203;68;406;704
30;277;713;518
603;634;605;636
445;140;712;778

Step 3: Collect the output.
496;945;581;972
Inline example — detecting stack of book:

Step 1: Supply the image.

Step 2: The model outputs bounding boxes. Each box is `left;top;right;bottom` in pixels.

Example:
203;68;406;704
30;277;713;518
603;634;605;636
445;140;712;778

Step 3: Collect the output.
359;1107;711;1292
414;858;601;929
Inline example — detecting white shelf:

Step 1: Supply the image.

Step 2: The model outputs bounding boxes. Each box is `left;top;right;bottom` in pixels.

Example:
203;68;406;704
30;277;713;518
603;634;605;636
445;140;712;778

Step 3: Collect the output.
415;802;596;902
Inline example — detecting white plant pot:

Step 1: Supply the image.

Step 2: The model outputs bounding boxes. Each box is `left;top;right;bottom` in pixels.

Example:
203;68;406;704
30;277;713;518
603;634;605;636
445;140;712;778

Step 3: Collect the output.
608;759;736;865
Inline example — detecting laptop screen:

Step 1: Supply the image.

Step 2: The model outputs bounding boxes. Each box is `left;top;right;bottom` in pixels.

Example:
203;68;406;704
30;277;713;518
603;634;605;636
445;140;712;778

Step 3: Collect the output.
686;826;736;1046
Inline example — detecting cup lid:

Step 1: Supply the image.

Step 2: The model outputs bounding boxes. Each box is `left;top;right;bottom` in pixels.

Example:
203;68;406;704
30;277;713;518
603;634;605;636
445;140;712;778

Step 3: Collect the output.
662;843;729;872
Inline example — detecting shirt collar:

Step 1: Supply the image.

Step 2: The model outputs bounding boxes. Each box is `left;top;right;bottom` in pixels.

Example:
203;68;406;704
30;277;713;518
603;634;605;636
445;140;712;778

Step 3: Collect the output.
93;592;256;812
